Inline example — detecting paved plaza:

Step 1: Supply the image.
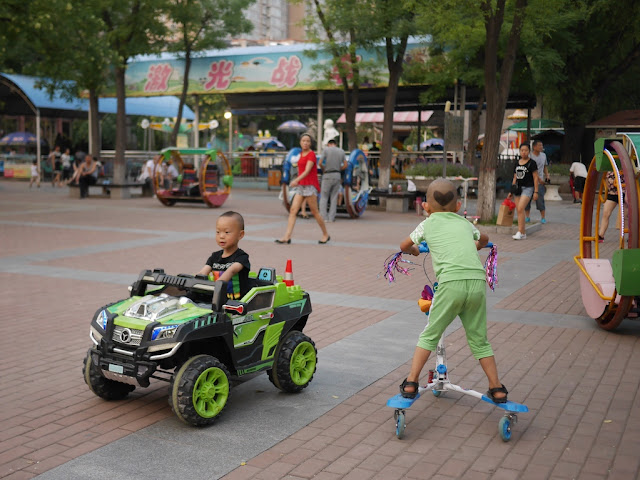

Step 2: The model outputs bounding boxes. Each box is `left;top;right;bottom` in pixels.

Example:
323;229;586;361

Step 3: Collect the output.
1;179;639;480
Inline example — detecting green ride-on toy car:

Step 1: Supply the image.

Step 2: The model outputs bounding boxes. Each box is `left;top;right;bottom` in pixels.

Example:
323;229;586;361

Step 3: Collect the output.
83;266;317;426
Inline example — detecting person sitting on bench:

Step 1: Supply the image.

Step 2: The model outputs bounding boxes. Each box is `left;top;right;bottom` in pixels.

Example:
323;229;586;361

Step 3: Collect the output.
77;154;99;199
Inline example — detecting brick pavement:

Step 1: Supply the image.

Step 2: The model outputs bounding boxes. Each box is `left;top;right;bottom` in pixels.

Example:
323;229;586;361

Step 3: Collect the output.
0;180;639;479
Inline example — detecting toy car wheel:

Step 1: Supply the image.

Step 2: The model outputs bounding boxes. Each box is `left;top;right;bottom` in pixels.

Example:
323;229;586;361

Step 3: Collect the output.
170;354;231;427
268;331;317;393
83;350;135;400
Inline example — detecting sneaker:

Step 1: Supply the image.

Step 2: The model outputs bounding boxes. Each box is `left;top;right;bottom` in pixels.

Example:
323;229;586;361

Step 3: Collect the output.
525;217;530;222
598;235;604;243
541;218;547;224
512;231;526;240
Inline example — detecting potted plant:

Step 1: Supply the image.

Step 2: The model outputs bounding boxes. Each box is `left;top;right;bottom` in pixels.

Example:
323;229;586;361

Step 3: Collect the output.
547;163;571;185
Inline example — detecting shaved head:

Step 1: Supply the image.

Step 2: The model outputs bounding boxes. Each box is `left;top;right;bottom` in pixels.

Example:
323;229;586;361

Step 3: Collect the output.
426;178;458;212
219;211;244;230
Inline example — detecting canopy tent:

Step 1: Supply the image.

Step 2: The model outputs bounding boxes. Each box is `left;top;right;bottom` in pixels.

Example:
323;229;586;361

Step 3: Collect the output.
0;73;195;119
0;73;194;121
1;72;195;169
507;118;563;133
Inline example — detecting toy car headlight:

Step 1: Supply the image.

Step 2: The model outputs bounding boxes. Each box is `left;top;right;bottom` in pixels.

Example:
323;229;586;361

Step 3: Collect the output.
97;309;109;330
151;325;178;340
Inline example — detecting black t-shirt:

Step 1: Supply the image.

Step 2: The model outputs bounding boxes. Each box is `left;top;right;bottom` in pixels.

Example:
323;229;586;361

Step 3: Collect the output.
514;159;537;188
205;248;251;299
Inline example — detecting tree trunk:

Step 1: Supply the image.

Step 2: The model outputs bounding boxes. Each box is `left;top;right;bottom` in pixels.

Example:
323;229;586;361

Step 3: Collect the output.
378;70;400;190
114;65;127;184
476;0;527;221
378;37;408;190
465;96;484;167
343;86;359;151
171;51;192;146
88;89;100;158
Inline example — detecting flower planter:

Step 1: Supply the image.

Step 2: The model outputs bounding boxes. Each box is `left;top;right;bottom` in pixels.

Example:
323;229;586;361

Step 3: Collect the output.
406;176;464;193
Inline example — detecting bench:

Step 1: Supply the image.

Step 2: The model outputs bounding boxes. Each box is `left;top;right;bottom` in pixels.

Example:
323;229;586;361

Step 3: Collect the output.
68;180;153;199
369;189;424;213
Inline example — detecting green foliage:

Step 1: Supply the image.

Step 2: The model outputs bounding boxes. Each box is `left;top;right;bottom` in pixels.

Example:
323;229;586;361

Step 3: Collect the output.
25;0;113;96
0;0;39;72
404;162;474;177
529;0;640;126
166;0;254;55
548;163;570;175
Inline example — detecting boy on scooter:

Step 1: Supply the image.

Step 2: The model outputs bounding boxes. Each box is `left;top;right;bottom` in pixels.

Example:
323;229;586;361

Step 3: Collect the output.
398;178;508;403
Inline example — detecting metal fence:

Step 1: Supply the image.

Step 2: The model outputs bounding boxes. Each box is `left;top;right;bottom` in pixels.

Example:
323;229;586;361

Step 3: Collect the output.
94;150;522;184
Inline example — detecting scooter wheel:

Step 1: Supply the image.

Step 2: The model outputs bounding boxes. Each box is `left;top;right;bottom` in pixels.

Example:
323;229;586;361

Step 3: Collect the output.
395;410;406;439
498;416;512;442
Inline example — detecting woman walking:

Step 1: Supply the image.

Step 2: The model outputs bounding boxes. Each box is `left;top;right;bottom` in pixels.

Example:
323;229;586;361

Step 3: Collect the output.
508;143;539;240
276;133;330;244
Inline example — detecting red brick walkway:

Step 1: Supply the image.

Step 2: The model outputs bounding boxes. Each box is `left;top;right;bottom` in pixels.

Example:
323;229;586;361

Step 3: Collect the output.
1;180;638;479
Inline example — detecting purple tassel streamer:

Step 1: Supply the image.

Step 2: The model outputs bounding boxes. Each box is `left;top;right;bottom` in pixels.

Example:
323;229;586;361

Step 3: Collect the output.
382;251;415;284
484;244;498;291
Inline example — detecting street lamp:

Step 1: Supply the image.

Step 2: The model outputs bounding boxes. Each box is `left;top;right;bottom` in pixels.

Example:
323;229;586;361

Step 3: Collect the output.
224;111;232;155
140;118;150;151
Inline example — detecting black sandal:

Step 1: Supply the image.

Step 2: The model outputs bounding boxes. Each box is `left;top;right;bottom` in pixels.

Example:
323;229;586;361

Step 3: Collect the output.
487;384;509;404
399;378;419;399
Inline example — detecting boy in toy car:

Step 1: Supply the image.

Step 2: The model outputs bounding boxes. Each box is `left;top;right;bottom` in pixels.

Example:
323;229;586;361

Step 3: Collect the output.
197;211;250;299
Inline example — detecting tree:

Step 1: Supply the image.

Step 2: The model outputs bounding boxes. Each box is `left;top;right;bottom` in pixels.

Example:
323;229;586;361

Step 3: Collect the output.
165;0;254;146
372;0;423;190
527;0;640;163
476;0;528;222
409;7;488;167
26;0;112;157
303;0;374;150
101;0;167;184
0;0;37;72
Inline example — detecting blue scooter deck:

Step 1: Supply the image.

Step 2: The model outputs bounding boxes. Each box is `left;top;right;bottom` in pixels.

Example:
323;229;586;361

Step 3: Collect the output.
386;392;528;413
480;395;529;412
386;393;421;409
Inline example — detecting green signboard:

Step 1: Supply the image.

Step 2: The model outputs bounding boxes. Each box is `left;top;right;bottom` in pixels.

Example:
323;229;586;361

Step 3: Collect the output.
111;41;430;97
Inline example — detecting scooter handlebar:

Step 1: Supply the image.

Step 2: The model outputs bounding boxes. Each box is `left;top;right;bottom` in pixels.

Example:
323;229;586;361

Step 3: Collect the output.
418;241;493;253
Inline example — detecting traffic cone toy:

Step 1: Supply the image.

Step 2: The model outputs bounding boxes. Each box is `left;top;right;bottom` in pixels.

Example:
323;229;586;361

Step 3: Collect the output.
283;259;294;286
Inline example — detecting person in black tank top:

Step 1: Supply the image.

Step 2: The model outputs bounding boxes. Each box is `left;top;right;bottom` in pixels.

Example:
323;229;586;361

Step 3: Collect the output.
508;143;539;240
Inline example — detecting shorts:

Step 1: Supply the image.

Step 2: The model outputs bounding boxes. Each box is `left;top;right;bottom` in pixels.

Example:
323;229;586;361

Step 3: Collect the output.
416;279;493;360
519;186;534;198
574;176;585;193
607;194;620;203
526;183;545;211
293;185;318;197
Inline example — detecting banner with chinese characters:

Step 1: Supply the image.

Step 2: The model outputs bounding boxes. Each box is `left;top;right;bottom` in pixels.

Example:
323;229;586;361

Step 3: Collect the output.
114;42;429;97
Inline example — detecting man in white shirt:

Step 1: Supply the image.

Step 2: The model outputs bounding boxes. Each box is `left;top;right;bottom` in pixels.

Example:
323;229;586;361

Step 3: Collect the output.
162;159;179;189
525;140;550;224
137;157;157;196
569;161;588;203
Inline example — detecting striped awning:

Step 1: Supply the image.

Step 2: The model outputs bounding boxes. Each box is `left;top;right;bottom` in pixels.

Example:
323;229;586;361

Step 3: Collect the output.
336;111;433;124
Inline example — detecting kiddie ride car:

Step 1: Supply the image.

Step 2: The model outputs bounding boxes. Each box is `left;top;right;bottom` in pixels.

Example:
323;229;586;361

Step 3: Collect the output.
83;264;317;426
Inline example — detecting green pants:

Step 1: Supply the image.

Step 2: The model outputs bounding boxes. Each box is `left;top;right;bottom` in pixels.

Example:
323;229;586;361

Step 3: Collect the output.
417;279;494;360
